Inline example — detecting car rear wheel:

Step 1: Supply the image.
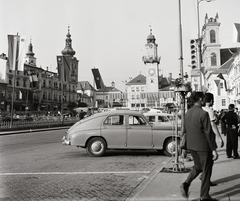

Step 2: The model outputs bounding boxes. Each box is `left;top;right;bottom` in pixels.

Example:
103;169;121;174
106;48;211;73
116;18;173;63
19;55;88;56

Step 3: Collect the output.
86;137;106;157
163;138;180;157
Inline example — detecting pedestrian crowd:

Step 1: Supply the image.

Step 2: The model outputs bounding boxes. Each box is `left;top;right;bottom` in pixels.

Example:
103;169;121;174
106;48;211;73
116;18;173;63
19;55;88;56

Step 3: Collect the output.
180;92;240;201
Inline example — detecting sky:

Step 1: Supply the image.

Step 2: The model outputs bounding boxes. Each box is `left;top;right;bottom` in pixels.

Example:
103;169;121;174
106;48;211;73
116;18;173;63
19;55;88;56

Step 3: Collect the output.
1;0;240;91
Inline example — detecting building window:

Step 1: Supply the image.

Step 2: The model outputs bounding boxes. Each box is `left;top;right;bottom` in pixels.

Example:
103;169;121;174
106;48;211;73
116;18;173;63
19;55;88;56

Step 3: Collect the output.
210;30;216;43
132;95;135;100
141;87;144;92
222;99;226;107
23;80;26;87
131;87;135;92
9;80;12;85
43;80;46;87
136;95;140;99
16;80;20;86
136;87;139;92
211;53;217;66
220;83;223;89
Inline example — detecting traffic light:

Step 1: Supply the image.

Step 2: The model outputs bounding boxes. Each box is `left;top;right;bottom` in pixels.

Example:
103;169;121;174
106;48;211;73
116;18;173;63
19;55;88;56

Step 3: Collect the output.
190;39;198;70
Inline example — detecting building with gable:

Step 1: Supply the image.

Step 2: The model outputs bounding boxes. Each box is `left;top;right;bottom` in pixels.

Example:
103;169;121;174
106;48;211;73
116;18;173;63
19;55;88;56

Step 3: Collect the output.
199;14;240;110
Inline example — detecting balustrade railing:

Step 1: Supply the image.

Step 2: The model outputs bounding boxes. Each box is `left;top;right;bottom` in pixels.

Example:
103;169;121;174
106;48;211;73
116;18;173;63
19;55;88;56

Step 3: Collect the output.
0;116;78;130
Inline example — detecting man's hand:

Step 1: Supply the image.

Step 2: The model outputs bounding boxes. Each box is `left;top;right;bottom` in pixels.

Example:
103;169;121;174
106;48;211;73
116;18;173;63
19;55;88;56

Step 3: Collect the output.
219;139;224;148
212;150;218;161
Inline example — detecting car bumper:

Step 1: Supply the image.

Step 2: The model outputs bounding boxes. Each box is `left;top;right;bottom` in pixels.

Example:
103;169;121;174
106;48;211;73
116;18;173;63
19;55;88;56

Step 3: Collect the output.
62;136;70;145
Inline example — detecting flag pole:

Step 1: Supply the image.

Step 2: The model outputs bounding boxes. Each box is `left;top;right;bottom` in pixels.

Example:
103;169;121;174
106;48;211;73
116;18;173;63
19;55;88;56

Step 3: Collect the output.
61;80;64;124
10;33;19;128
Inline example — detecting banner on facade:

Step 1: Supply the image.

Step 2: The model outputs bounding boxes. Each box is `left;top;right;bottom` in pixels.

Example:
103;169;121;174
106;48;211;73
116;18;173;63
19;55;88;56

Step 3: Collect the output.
142;91;175;99
57;55;71;82
109;91;175;100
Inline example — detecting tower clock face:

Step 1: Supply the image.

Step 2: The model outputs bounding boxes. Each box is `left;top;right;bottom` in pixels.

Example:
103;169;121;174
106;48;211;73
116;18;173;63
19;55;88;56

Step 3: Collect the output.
148;68;155;76
149;43;153;48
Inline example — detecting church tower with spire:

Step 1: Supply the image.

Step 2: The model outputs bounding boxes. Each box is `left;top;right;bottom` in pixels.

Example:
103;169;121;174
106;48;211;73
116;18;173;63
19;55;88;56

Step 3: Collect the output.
25;39;37;66
201;13;221;71
57;26;78;83
142;29;161;92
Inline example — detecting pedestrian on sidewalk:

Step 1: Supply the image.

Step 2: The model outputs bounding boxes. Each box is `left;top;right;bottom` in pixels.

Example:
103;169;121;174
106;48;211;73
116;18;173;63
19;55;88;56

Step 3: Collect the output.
221;104;240;159
202;93;224;148
180;92;218;201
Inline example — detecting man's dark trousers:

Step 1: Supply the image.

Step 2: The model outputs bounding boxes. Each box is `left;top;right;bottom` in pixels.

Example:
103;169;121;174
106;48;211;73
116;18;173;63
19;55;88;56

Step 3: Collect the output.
226;128;239;157
185;150;213;199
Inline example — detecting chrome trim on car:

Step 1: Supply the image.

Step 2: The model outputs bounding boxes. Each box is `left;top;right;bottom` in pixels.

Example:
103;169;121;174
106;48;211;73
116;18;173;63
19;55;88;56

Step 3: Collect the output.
62;136;70;145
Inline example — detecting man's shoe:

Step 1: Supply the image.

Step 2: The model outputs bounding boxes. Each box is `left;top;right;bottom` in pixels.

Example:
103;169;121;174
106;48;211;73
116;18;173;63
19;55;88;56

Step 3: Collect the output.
210;181;217;186
200;197;218;201
180;182;189;198
233;155;240;159
227;155;233;158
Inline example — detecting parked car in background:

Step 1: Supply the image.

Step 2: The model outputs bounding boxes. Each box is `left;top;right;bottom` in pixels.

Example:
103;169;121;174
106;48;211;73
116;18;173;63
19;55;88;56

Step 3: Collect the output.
143;112;181;130
62;110;180;157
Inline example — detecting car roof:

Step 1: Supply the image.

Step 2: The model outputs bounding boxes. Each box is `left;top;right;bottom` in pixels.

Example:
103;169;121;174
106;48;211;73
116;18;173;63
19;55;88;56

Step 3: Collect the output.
83;110;143;120
144;112;174;116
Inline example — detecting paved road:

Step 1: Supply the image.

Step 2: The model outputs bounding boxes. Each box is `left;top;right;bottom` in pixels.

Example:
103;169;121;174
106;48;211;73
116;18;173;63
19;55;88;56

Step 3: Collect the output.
0;129;169;200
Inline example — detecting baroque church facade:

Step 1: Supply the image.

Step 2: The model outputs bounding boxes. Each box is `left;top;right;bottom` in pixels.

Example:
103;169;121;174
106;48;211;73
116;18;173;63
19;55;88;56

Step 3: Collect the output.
1;27;78;114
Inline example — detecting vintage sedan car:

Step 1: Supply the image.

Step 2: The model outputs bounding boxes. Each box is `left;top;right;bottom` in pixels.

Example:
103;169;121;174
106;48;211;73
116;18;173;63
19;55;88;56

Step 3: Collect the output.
62;110;180;157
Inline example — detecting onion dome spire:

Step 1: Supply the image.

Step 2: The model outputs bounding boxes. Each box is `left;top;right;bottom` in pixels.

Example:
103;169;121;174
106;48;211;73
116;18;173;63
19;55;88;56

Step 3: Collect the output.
61;26;76;56
26;38;35;57
147;27;156;44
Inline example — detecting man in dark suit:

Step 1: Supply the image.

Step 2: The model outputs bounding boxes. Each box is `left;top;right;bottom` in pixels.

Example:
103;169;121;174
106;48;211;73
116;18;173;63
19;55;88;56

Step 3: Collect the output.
180;92;218;201
221;104;240;159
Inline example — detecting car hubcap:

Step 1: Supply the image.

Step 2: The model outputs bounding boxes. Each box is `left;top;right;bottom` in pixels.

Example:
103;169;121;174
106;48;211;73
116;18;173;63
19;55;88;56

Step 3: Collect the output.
91;141;103;153
167;141;176;154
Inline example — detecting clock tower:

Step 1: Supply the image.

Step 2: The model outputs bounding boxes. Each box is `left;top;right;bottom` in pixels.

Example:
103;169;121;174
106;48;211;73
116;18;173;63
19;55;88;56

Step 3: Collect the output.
142;29;161;92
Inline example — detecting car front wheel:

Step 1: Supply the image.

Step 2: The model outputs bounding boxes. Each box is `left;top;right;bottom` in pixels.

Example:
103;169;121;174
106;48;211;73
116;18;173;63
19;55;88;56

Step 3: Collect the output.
163;138;180;157
86;137;106;157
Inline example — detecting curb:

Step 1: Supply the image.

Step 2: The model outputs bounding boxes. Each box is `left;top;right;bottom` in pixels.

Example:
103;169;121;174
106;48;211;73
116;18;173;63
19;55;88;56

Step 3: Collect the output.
0;126;70;136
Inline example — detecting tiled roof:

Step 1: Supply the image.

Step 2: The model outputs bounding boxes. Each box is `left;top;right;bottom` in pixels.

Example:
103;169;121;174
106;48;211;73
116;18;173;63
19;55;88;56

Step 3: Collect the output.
126;74;146;85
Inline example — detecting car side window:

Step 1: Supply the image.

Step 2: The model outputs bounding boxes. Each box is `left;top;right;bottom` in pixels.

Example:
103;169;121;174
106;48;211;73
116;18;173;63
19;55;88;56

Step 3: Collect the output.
148;116;155;123
162;116;169;122
158;116;163;122
129;115;147;125
103;115;124;125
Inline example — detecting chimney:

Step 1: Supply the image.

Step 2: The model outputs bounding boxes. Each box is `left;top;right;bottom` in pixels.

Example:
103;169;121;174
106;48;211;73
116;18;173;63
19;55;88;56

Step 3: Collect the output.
111;81;115;88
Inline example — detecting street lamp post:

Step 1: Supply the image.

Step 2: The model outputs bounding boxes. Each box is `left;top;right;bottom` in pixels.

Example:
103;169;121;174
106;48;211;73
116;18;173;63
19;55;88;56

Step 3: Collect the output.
197;0;211;91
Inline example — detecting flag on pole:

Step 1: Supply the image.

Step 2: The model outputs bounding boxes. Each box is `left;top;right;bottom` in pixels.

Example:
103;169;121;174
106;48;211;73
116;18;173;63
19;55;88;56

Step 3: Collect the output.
92;68;105;89
32;74;38;88
63;56;70;82
57;56;64;81
233;23;240;43
17;36;26;71
8;35;26;71
8;35;18;70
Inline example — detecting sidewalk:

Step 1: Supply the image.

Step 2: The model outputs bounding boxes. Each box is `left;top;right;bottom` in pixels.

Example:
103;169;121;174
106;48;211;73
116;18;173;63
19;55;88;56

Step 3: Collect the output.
129;136;240;201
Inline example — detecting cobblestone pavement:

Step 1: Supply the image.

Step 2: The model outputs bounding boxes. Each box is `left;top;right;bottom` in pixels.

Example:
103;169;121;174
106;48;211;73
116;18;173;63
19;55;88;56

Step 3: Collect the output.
1;172;148;201
0;130;168;200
